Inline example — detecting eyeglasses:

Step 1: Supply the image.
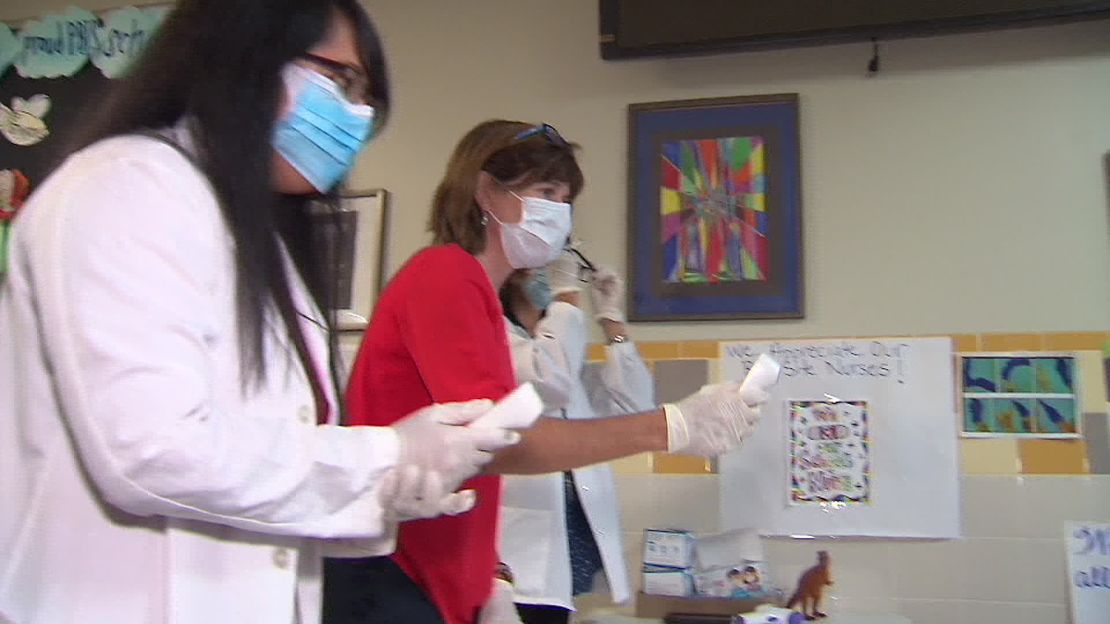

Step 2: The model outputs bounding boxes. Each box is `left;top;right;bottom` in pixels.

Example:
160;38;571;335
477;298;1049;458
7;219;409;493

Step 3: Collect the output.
513;123;570;149
566;246;597;283
298;53;372;105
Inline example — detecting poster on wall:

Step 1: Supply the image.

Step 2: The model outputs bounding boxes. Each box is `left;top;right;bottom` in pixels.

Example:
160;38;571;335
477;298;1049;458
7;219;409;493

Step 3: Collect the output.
718;337;960;538
788;400;871;506
1065;521;1110;624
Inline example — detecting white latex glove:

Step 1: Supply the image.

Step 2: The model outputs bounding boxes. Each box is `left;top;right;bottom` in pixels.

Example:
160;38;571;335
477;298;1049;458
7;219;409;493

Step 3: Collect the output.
377;464;478;521
390;400;520;493
663;383;768;456
546;250;582;296
587;266;626;323
478;578;524;624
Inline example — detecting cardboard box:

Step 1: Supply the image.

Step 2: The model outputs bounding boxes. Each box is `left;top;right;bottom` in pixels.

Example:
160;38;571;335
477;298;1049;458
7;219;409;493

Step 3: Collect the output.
642;565;695;597
643;528;696;569
694;561;770;598
634;592;767;619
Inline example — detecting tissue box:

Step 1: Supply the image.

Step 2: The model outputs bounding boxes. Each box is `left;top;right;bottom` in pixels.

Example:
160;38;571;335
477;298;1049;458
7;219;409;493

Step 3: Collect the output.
642;565;695;597
643;528;696;569
694;561;769;598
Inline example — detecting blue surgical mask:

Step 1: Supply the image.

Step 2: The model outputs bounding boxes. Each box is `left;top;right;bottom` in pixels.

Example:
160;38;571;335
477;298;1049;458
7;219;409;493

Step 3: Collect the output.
274;65;375;192
522;270;554;310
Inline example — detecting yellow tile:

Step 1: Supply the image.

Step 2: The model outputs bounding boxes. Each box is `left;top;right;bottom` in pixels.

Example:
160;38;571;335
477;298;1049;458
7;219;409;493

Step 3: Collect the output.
1019;439;1090;474
610;452;655;474
1076;351;1108;413
960;438;1021;474
587;343;606;362
652;452;716;474
951;334;980;352
1043;332;1108;351
637;342;681;360
981;333;1045;351
678;340;721;358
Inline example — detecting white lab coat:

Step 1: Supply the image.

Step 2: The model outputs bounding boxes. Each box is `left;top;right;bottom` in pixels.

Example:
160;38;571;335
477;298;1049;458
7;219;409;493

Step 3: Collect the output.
0;132;399;624
499;302;654;611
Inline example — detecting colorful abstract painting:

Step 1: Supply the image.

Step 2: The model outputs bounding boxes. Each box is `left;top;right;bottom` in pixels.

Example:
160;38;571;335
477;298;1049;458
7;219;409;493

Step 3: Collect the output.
627;94;802;321
788;400;871;506
960;353;1079;437
659;137;769;284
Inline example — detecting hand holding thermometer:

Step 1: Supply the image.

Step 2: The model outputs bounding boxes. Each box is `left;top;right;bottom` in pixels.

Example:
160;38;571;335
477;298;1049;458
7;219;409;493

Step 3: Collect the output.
468;382;544;430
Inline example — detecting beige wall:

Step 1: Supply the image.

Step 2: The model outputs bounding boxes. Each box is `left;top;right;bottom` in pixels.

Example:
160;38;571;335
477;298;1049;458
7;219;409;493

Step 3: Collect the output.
4;0;1109;343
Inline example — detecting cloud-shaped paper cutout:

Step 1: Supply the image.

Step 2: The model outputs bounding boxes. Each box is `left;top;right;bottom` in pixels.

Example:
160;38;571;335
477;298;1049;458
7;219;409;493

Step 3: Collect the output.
91;6;169;79
15;7;98;79
0;25;18;77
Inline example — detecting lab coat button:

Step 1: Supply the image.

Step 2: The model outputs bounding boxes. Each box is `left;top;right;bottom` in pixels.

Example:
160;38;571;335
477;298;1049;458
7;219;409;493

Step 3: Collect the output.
272;547;291;570
297;406;313;424
582;486;590;492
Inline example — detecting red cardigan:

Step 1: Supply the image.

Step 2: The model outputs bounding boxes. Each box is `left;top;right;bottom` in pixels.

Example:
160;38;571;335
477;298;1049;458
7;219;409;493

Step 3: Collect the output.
346;244;514;624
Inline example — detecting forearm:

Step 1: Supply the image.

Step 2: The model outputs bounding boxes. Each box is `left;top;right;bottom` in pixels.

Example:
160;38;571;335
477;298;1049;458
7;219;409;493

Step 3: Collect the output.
485;408;667;475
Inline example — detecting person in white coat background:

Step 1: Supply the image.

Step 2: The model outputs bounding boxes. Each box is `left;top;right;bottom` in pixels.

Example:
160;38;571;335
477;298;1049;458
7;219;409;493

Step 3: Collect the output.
498;247;655;624
0;1;520;623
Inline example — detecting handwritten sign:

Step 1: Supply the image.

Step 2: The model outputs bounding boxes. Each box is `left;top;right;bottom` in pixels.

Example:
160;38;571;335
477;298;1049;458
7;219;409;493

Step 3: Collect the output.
789;400;871;505
718;337;959;538
1066;521;1110;624
724;339;912;385
8;6;167;80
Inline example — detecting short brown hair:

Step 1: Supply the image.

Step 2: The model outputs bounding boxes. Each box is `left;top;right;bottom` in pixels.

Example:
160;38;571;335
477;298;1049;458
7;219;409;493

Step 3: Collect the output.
428;120;584;254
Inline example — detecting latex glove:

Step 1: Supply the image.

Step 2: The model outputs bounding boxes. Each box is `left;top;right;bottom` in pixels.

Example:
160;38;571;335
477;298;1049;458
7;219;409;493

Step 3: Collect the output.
377;464;477;521
478;578;524;624
587;266;626;323
390;400;520;493
546;249;582;296
663;383;768;456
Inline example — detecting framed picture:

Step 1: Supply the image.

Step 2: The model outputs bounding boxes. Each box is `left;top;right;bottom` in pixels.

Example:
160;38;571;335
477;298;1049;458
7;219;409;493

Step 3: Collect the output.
309;189;390;331
957;352;1081;438
626;94;803;321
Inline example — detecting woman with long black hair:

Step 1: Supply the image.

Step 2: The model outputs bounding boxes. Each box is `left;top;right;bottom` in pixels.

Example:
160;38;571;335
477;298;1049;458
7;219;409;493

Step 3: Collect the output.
0;2;519;622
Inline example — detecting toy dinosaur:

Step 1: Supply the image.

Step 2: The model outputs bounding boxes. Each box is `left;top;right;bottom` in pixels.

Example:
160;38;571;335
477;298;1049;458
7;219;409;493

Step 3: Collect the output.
784;550;832;620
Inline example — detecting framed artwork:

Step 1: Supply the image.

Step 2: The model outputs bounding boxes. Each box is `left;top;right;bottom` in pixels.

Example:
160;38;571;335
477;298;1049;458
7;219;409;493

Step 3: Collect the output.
626;93;803;321
309;189;390;332
958;352;1081;438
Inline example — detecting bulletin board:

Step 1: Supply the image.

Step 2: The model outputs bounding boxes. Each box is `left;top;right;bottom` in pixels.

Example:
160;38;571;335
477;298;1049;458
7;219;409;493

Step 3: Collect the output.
718;337;960;538
0;6;169;199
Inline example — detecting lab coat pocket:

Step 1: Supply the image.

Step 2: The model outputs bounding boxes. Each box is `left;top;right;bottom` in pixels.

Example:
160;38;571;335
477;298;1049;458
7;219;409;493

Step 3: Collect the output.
499;506;557;598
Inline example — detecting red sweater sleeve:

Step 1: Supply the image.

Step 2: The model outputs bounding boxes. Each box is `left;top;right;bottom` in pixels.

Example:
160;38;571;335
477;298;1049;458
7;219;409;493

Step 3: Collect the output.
397;255;513;403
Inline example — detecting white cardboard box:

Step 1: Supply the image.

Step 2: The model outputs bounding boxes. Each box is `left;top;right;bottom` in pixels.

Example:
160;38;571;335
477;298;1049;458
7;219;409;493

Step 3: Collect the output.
642;528;696;569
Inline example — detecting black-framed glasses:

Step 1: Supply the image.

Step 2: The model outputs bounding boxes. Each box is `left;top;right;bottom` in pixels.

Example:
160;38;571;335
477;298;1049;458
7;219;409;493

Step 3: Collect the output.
298;53;372;105
513;123;569;149
566;246;597;282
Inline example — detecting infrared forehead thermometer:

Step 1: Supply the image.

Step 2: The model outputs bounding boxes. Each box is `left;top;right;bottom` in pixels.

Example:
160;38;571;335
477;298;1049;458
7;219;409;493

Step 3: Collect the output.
468;382;543;430
739;353;781;405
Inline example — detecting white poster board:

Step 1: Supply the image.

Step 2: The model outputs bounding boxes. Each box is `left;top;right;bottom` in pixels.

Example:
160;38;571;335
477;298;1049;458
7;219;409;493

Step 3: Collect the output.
1066;521;1110;624
719;337;960;538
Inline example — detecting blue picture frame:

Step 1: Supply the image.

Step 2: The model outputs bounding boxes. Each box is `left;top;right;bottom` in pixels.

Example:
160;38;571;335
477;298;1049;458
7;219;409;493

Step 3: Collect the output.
626;94;803;321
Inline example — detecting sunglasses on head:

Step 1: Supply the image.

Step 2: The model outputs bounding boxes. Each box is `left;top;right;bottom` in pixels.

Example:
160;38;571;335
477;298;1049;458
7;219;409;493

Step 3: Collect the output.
513;123;569;149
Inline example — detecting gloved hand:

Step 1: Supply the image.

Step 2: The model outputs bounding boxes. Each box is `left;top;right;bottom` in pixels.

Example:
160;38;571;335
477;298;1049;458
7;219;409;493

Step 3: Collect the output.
377;464;478;521
546;249;582;296
478;578;524;624
587;266;626;323
663;383;768;456
390;400;520;493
